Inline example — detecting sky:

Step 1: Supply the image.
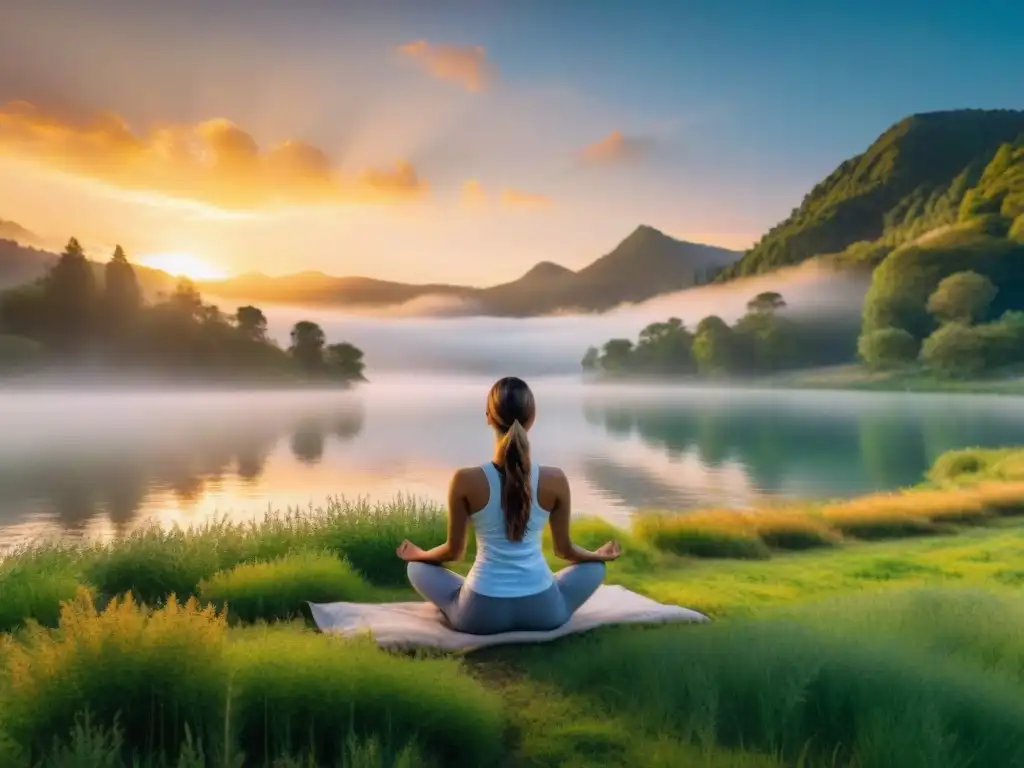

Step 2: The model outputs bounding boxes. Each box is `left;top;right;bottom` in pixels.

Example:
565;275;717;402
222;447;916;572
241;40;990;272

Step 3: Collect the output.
1;0;1022;285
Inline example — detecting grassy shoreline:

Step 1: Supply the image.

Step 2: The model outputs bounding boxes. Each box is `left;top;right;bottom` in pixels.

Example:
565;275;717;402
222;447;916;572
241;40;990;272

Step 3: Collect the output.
1;447;1023;766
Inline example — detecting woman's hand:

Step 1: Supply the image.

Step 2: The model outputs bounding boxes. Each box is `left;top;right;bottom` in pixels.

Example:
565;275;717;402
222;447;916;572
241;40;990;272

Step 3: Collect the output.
396;539;428;562
595;540;622;562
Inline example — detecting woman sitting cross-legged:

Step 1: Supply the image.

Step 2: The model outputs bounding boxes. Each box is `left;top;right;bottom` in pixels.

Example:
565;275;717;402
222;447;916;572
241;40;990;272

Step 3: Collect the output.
396;376;622;635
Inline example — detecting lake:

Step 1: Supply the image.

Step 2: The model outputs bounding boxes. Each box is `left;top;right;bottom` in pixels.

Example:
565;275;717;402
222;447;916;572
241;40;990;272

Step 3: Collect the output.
2;375;1023;551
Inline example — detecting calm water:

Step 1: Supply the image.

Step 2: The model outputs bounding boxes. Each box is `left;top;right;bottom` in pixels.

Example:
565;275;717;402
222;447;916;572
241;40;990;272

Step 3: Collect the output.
2;376;1024;551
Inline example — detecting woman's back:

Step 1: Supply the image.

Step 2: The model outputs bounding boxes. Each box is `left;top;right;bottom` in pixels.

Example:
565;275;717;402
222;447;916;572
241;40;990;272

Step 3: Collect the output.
464;462;553;598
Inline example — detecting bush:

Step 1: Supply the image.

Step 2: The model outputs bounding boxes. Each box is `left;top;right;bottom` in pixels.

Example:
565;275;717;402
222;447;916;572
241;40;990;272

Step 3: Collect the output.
226;630;503;766
518;609;1024;768
633;516;771;560
0;548;82;633
307;497;447;586
84;526;221;605
199;551;370;624
920;322;988;378
857;326;919;370
1;590;230;764
749;512;840;551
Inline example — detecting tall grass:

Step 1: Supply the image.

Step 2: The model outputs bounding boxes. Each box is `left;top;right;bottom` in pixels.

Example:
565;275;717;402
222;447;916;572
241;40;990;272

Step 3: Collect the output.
0;589;502;766
515;590;1024;768
198;551;370;625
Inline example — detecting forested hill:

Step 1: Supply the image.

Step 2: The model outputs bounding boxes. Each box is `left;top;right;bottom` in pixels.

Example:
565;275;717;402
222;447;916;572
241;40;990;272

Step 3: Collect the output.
718;109;1024;279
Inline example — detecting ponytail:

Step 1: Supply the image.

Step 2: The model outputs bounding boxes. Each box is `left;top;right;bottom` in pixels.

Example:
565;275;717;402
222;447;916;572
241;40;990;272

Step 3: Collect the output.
499;419;532;542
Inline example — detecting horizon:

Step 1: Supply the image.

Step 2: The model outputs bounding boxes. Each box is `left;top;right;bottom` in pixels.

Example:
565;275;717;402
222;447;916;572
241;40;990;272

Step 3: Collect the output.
1;0;1022;285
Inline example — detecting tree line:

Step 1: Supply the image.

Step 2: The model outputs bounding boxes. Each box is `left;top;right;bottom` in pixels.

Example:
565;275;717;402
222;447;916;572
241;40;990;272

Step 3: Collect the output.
0;238;366;382
581;292;858;377
859;269;1024;378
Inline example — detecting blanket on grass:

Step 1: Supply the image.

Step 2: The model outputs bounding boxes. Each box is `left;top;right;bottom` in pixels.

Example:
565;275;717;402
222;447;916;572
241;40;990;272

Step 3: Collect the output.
308;584;709;652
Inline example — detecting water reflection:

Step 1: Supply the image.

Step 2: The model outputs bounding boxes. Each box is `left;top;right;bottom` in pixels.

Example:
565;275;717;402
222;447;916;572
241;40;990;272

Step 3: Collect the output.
0;402;365;546
581;390;1024;502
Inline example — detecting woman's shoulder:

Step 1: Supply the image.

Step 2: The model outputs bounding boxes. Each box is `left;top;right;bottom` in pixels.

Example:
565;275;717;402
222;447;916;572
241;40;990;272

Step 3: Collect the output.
538;465;569;488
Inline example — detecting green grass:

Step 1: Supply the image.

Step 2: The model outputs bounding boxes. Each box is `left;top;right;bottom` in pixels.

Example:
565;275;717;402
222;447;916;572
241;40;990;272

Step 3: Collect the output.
2;447;1024;766
768;362;1024;395
198;551;370;625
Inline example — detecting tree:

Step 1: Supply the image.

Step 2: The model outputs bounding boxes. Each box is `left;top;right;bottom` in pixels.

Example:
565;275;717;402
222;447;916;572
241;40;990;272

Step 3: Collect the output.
324;342;366;381
43;237;97;352
581;346;600;371
920;322;987;378
235;306;268;343
103;245;141;319
746;291;786;314
926;271;997;324
734;296;795;372
633;317;695;374
692;315;736;375
289;320;326;372
857;327;919;371
599;339;634;372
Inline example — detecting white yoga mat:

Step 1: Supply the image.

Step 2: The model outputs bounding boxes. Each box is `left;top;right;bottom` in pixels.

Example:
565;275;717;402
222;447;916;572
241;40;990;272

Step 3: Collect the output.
308;584;709;652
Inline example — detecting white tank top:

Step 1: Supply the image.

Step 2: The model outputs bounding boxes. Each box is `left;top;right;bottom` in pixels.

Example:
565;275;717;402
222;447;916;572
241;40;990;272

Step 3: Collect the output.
464;462;555;598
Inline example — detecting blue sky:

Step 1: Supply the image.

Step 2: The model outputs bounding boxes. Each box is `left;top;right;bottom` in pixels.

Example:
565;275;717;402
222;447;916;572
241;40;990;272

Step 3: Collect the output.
0;0;1021;283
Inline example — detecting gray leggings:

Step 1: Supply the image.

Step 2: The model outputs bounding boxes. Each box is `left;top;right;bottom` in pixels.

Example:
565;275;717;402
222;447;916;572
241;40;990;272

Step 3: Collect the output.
406;561;606;635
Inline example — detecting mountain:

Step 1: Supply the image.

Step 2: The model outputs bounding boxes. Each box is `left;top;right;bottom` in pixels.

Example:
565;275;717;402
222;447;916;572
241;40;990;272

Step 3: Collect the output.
0;226;742;316
199;225;741;316
0;238;179;297
719;109;1024;279
0;219;40;246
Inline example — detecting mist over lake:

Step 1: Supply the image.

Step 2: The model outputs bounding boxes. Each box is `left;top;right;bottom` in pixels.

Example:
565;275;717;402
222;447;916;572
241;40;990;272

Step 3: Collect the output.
3;369;1024;553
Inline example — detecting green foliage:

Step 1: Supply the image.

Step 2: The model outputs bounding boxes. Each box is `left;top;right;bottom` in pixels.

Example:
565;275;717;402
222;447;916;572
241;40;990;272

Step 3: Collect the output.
0;549;82;633
198;552;370;624
926;270;997;323
920;322;988;378
857;326;918;370
518;589;1024;768
720;110;1024;279
1;591;231;765
633;516;772;560
861;227;1024;340
0;333;45;371
0;240;365;382
227;631;503;766
585;291;858;378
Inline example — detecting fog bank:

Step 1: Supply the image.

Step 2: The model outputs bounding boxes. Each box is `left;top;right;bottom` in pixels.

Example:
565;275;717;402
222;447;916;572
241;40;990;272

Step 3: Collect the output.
260;262;871;376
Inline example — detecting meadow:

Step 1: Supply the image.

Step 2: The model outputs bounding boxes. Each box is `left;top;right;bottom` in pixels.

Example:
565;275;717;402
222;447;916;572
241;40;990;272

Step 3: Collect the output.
0;446;1023;766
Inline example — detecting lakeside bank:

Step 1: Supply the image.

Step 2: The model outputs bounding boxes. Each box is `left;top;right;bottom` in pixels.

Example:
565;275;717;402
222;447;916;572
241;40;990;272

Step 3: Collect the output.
0;446;1023;766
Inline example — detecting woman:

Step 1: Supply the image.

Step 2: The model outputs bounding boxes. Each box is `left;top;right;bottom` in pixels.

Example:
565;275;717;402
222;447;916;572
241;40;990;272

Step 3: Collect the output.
396;376;622;635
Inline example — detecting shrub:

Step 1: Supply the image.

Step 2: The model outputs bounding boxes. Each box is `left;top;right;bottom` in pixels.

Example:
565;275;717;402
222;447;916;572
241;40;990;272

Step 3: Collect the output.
1;589;230;764
199;551;370;624
857;326;919;371
226;630;503;766
0;548;82;633
633;515;771;560
307;497;447;586
974;482;1024;517
920;322;988;378
83;525;221;605
749;512;840;551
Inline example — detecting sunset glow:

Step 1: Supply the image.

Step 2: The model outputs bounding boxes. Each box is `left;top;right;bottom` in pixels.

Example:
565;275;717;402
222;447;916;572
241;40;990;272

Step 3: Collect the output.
138;253;231;281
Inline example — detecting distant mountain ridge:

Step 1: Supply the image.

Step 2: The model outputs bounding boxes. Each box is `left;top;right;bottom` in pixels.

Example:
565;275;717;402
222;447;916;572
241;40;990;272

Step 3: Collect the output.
0;225;741;317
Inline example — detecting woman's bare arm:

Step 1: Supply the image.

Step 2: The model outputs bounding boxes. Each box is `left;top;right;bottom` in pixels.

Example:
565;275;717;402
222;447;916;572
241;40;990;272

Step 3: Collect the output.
397;468;471;564
546;468;621;563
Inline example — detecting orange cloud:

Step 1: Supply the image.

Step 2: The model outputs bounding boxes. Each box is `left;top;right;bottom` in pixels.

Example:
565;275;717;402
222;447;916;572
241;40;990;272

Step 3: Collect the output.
500;188;552;208
397;40;494;92
579;129;654;165
0;101;428;210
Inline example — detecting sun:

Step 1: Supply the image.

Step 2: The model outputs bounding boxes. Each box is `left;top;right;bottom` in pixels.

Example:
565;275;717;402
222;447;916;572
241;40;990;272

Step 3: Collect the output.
137;252;231;281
